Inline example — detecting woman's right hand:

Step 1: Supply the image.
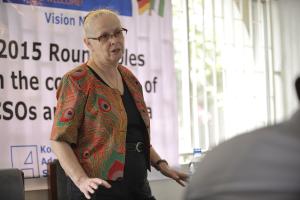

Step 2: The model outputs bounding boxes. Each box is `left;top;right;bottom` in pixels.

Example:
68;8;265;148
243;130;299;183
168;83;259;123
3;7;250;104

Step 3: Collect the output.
75;176;112;199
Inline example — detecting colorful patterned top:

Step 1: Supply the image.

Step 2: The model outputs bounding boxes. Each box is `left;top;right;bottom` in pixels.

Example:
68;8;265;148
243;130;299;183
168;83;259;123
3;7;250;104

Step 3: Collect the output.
50;63;151;180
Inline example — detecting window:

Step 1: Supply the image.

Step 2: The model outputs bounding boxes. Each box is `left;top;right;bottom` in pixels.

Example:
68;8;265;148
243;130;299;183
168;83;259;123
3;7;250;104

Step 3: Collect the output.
172;0;283;163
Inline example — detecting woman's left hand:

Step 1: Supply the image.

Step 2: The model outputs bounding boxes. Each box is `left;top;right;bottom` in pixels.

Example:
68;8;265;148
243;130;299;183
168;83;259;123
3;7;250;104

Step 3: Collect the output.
158;163;189;186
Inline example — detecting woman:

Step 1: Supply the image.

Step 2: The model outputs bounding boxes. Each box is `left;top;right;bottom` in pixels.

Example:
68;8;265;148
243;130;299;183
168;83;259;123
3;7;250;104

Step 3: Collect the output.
50;9;188;200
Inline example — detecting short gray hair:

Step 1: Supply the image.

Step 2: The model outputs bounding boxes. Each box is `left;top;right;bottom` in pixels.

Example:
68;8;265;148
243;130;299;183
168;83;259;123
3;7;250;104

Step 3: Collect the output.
83;9;119;36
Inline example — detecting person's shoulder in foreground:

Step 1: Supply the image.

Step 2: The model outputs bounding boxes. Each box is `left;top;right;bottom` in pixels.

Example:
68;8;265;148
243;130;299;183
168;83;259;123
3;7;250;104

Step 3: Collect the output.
184;109;300;200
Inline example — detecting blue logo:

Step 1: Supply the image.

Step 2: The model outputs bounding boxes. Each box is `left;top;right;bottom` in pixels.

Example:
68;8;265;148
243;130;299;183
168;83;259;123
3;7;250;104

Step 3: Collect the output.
3;0;133;16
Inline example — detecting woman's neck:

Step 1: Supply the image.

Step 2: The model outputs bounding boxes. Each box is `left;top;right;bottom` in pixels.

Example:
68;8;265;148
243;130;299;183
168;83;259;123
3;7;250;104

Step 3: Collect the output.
88;57;118;74
86;57;123;94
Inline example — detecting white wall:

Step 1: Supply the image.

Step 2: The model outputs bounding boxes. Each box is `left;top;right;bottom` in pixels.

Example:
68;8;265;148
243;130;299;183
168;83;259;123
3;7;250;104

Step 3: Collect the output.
150;179;186;200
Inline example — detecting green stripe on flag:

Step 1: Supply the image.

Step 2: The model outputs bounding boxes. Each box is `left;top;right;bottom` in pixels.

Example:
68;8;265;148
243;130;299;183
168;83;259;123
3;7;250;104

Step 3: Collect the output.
158;0;165;17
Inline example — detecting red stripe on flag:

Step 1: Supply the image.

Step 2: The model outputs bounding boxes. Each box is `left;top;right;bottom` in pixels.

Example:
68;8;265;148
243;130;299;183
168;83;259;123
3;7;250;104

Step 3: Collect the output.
137;0;150;9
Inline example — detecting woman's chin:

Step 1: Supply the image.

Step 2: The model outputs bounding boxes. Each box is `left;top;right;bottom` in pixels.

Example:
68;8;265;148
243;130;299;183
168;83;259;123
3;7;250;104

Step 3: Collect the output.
109;56;122;64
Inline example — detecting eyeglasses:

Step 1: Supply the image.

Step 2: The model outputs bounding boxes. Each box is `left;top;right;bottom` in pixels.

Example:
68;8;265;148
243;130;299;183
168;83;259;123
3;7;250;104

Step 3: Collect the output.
87;28;128;43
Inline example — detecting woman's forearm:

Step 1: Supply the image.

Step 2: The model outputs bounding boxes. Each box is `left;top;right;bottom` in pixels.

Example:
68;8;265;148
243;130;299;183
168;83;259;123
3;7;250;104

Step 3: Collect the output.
50;140;88;185
150;146;163;166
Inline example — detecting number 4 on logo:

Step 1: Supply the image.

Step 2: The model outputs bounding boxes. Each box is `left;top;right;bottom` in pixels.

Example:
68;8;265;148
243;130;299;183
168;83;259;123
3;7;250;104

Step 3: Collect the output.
24;151;33;165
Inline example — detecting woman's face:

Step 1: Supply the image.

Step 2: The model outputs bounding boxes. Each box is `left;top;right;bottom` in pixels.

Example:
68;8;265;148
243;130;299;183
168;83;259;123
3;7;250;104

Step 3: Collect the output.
87;14;125;65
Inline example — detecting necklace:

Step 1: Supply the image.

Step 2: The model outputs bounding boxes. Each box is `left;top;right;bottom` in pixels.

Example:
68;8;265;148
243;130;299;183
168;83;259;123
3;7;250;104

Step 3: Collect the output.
89;60;123;93
98;68;119;88
93;66;121;91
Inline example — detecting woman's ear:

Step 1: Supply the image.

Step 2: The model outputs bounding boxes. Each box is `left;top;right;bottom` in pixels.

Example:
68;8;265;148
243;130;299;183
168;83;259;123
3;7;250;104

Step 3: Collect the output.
84;38;93;51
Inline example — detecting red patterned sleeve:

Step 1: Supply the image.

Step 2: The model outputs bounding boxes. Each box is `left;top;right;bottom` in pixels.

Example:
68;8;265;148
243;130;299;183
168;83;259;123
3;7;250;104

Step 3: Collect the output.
50;74;86;145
